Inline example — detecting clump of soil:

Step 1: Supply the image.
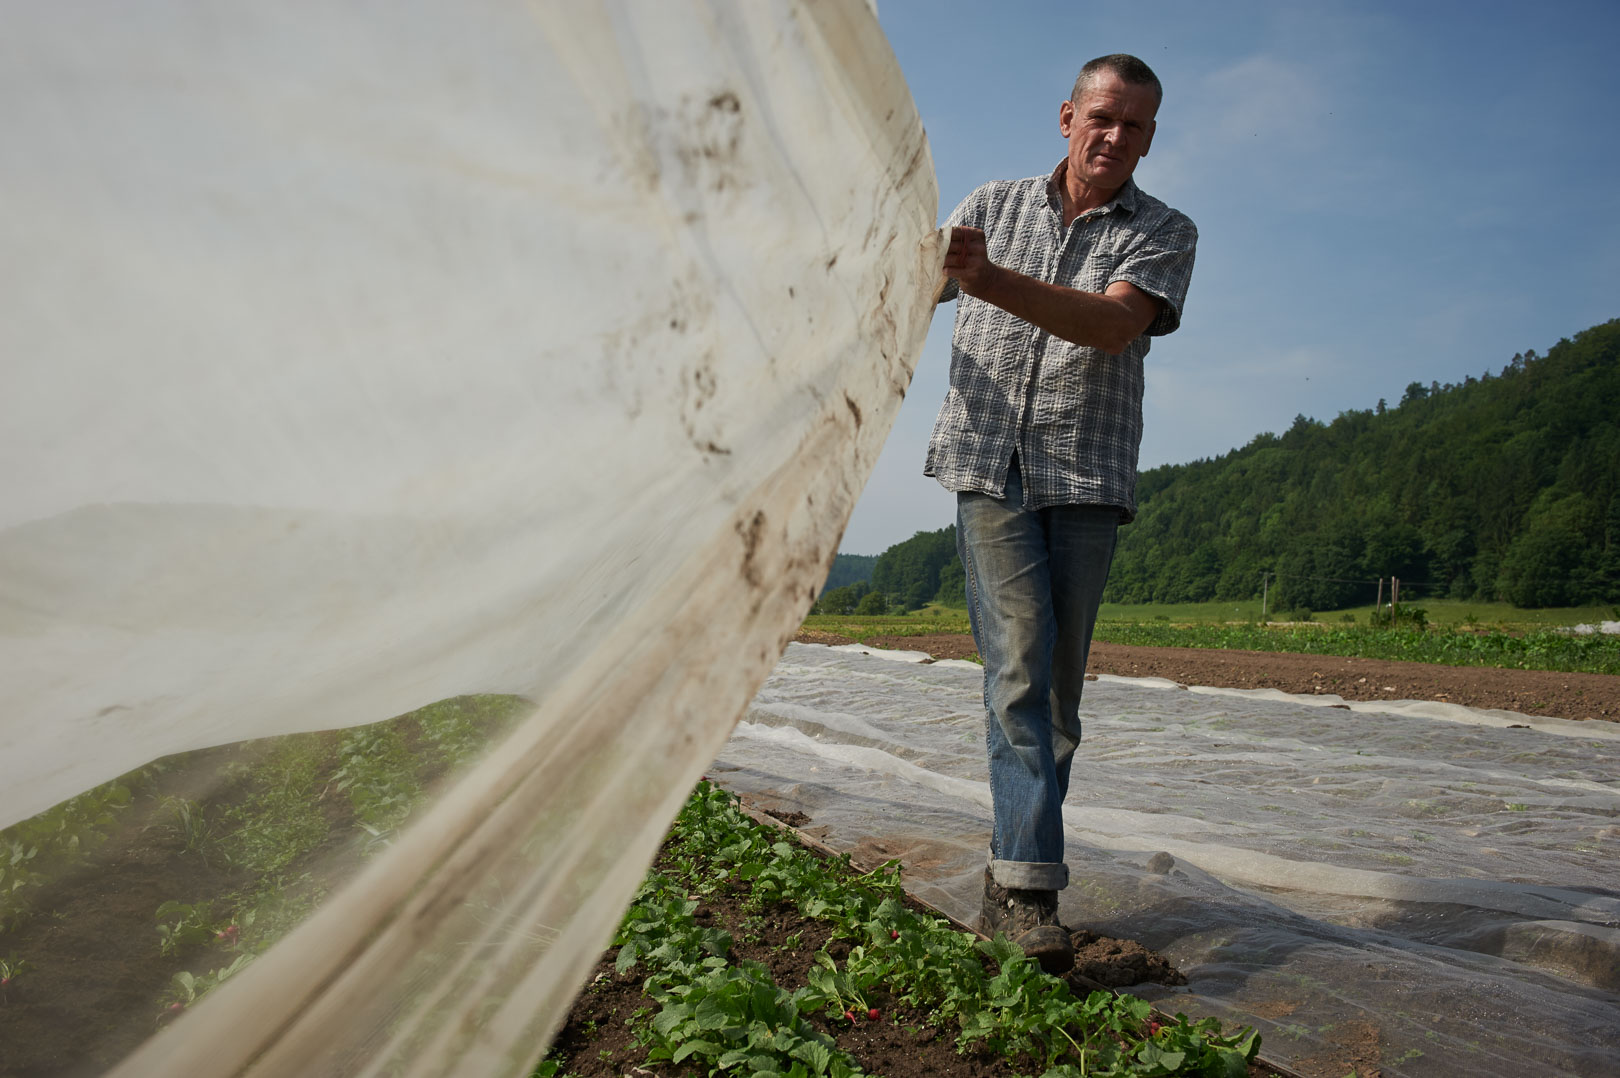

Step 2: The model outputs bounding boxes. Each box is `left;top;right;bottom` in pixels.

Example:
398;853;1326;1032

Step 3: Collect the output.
1070;929;1185;990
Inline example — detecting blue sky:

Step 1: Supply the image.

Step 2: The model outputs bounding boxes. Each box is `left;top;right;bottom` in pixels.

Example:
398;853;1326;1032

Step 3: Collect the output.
839;0;1620;554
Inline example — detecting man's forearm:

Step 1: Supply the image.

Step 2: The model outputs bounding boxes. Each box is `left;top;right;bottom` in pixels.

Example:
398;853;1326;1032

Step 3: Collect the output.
968;265;1144;355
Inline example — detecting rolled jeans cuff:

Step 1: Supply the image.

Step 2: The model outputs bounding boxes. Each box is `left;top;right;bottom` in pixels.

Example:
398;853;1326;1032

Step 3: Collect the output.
989;852;1069;891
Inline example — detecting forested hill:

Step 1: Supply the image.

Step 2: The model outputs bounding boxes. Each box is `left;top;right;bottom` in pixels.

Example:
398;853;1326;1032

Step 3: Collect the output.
822;553;876;591
1109;318;1620;610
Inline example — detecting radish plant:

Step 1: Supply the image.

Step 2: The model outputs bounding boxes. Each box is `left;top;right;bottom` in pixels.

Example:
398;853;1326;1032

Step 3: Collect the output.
155;900;221;957
163;953;254;1015
0;953;32;988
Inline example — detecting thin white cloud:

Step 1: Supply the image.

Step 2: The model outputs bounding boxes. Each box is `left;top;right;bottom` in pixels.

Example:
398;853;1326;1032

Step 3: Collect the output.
1147;50;1396;214
1202;55;1329;144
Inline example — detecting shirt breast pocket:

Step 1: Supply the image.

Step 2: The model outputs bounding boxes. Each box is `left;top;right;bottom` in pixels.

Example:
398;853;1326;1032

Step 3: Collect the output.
1065;224;1133;291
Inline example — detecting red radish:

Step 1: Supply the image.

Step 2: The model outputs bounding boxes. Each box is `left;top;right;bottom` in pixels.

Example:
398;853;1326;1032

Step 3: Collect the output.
890;930;900;940
867;1008;880;1021
843;1010;856;1023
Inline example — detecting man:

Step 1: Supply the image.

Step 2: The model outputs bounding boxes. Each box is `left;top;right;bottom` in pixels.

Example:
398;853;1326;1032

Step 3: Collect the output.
928;54;1196;974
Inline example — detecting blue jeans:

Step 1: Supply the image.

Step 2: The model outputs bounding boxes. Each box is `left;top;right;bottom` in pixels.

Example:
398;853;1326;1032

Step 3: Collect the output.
958;458;1118;892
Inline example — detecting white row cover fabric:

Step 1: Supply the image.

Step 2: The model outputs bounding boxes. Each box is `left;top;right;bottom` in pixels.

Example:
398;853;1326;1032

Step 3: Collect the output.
717;644;1620;1078
1;3;940;1075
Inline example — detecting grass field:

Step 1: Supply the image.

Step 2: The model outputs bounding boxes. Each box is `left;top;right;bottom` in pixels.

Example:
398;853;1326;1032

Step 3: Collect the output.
1093;598;1618;631
808;598;1617;634
801;600;1620;675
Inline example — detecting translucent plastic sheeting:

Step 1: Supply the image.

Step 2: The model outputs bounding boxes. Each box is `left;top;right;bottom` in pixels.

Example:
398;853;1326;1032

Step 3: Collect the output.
714;644;1620;1078
1;4;940;1075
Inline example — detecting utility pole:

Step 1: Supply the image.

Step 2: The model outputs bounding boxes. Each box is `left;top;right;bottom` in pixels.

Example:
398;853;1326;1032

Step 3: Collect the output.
1261;571;1271;622
1375;577;1383;618
1392;576;1400;619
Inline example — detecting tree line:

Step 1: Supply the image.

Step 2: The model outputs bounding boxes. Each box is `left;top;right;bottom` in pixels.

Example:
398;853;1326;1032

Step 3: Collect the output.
813;526;965;614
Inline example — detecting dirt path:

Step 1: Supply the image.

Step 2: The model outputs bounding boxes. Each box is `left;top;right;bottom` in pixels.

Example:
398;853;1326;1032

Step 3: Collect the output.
794;632;1620;723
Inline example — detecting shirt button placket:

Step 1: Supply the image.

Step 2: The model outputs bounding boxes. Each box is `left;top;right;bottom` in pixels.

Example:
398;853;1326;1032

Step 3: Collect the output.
1016;225;1063;504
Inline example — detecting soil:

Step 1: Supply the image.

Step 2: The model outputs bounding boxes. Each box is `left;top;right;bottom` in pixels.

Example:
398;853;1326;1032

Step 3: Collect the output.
795;632;1620;723
545;807;1291;1078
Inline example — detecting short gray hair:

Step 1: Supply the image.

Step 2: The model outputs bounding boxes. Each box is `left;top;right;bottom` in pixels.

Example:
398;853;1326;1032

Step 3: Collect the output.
1071;54;1163;110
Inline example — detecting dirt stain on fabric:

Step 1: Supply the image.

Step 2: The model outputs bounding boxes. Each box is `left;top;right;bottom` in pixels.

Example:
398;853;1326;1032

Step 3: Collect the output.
736;510;766;588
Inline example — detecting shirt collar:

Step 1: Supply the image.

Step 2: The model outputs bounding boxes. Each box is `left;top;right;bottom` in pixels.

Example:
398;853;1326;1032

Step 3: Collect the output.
1046;159;1139;219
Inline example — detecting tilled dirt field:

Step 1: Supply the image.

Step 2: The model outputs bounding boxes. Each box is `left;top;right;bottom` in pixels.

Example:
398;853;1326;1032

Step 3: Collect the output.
794;632;1620;723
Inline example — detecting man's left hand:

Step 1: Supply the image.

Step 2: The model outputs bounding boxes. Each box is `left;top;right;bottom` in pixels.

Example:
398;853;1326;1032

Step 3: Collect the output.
942;226;1001;297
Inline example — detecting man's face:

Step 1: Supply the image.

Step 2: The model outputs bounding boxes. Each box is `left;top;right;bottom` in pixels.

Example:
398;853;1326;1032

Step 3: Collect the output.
1059;71;1158;193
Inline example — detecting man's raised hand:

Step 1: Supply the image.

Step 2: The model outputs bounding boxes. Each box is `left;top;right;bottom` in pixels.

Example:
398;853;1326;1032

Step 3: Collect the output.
942;226;1000;297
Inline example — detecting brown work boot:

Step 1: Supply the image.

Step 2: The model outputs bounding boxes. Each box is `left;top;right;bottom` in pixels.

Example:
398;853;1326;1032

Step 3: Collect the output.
980;869;1074;975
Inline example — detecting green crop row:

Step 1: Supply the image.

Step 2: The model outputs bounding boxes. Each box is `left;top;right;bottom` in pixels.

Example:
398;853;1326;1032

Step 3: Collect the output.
801;610;1620;675
1088;623;1620;675
538;781;1258;1078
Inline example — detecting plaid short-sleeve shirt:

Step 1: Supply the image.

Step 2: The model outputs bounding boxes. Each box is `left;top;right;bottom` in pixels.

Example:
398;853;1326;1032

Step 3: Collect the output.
924;162;1197;522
